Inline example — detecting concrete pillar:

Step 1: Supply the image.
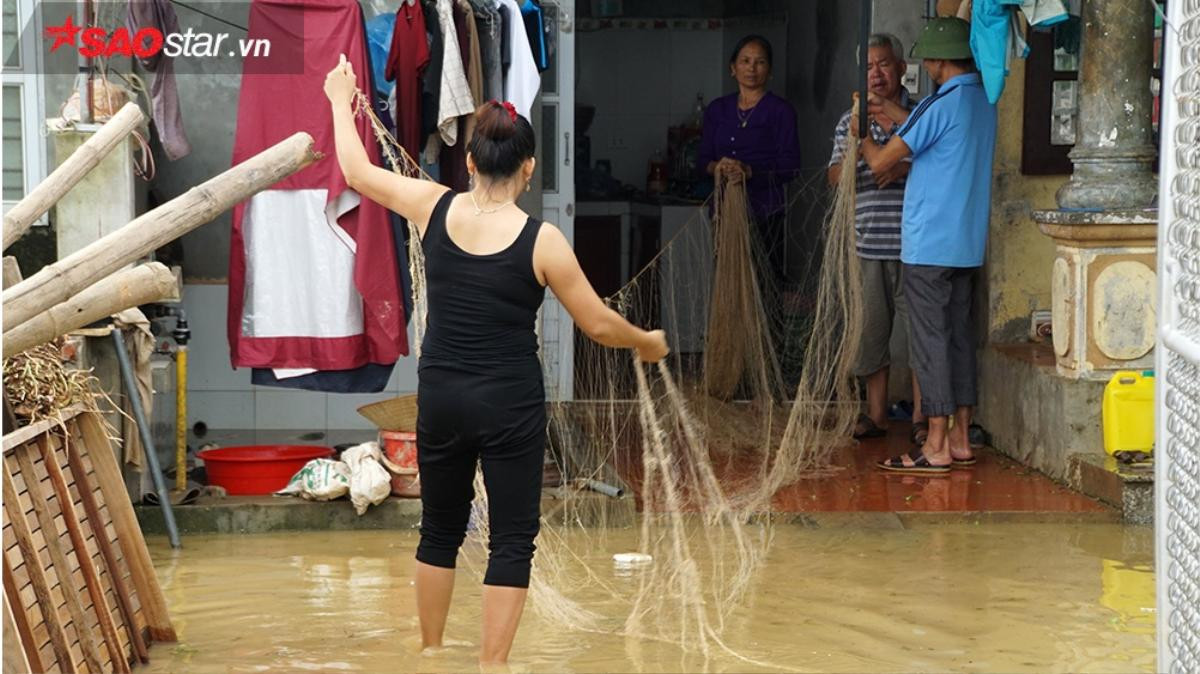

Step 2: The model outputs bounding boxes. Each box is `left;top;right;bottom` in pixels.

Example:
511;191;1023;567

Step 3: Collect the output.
1055;0;1157;209
1036;0;1159;380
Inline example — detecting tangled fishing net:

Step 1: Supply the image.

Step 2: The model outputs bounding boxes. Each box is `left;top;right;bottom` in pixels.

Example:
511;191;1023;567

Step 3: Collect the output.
355;92;864;666
3;340;101;424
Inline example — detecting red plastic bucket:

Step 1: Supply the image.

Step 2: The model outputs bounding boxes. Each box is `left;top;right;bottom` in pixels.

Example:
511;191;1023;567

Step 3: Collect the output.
381;431;419;497
381;431;418;471
197;445;334;495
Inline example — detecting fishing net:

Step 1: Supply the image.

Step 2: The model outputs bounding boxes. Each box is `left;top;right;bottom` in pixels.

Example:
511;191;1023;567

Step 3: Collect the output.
356;93;864;665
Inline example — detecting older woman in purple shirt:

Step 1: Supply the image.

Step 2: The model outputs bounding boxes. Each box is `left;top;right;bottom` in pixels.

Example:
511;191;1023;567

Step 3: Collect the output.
698;35;802;287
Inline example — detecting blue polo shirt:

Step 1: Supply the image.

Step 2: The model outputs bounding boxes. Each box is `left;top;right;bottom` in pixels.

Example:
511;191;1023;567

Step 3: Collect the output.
896;73;997;268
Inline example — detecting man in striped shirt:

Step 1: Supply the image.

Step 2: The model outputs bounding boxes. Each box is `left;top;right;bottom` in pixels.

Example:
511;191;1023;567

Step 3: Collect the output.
828;33;925;441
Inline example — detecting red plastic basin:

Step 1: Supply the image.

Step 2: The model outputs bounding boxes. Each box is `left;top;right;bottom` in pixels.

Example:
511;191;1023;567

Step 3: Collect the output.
197;445;334;495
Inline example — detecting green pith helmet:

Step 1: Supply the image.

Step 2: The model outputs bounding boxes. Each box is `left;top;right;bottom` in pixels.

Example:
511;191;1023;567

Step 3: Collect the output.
910;17;972;60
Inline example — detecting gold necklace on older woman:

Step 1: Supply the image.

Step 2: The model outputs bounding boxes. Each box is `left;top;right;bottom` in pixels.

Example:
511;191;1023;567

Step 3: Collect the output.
736;92;764;128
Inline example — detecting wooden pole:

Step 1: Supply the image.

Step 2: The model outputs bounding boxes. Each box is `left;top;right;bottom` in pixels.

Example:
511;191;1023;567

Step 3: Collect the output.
3;553;40;674
2;102;145;251
2;132;318;331
3;262;178;358
64;428;150;663
37;434;131;673
12;446;108;672
74;412;176;642
2;461;77;669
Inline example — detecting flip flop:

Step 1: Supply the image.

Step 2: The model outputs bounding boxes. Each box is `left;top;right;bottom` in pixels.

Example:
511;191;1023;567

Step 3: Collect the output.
910;421;929;446
968;423;989;450
876;448;951;475
952;456;977;467
854;413;887;439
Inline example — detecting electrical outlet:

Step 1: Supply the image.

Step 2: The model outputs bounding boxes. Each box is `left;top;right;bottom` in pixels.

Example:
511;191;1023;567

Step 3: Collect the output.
608;135;628;150
903;63;920;93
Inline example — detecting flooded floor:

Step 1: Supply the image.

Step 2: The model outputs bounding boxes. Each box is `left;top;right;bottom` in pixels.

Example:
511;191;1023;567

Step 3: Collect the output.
145;523;1154;673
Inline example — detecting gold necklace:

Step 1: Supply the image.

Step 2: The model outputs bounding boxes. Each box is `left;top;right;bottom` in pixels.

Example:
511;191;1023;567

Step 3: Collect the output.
469;191;513;216
737;95;763;128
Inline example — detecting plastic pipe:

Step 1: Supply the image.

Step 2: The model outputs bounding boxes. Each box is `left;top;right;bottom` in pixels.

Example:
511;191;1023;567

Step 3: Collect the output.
112;330;180;548
584;479;624;498
175;346;187;491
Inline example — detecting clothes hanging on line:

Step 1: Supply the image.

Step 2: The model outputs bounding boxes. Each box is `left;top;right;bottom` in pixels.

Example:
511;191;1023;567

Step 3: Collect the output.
473;1;504;100
440;0;478;191
970;0;1068;103
430;0;476;146
126;0;191;160
520;0;547;72
498;0;540;118
385;0;431;159
228;0;407;381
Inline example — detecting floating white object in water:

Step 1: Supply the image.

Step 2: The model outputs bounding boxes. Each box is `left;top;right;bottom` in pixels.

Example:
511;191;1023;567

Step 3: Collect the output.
612;552;652;568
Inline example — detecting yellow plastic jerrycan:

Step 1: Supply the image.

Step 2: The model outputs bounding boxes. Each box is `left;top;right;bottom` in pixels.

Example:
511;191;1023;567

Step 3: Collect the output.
1102;370;1155;455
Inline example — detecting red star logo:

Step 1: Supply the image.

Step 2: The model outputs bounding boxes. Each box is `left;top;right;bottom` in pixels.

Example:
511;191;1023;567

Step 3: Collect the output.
45;15;82;53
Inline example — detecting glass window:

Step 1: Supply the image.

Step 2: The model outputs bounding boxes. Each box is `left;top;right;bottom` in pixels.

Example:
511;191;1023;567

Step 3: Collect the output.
3;84;25;200
1050;80;1077;146
541;5;557;95
542;102;557;192
2;0;20;69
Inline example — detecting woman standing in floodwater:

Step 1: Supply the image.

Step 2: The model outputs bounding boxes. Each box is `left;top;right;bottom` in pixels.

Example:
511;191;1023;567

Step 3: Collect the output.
324;55;669;665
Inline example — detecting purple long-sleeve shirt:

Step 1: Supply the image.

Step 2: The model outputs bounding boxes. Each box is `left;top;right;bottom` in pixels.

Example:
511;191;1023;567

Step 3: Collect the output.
697;91;801;220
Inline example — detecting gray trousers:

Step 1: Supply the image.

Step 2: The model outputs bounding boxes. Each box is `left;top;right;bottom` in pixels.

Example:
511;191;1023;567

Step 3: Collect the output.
903;264;979;418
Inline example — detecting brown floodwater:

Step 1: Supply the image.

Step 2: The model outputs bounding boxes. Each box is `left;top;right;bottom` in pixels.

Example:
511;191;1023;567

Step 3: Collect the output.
144;523;1155;673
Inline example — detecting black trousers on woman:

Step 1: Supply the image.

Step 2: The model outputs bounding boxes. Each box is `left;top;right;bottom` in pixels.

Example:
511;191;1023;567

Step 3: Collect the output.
415;364;546;588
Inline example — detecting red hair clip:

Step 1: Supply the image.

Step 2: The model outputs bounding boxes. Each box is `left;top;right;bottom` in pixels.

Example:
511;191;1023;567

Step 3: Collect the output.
501;101;518;123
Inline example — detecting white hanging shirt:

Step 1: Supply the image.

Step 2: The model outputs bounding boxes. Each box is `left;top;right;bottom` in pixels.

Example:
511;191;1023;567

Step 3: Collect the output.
498;0;540;119
435;0;476;146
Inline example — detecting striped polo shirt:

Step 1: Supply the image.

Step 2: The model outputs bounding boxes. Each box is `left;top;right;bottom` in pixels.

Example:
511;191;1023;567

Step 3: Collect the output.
828;89;914;260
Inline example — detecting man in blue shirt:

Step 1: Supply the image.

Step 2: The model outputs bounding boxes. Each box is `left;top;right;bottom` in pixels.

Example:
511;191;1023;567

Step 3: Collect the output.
854;17;997;474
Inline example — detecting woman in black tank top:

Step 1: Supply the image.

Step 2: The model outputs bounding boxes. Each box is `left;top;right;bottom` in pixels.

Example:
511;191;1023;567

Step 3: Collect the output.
327;60;668;665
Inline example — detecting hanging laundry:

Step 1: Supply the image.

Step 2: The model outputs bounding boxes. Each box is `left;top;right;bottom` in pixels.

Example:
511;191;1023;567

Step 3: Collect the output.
228;0;407;379
498;1;512;75
970;0;1028;103
460;0;485;141
251;61;411;394
970;0;1068;103
520;0;548;72
386;0;431;160
126;0;191;160
421;0;444;156
432;0;476;146
472;1;504;101
367;12;397;99
1017;0;1069;28
498;0;540;118
440;0;480;191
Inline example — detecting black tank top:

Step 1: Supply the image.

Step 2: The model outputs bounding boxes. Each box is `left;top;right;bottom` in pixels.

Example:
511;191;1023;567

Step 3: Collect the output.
419;191;546;378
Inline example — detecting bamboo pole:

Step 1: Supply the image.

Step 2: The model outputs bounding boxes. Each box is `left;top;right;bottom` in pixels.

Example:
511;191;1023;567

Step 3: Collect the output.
3;132;318;331
3;262;177;358
2;256;20;287
2;102;145;251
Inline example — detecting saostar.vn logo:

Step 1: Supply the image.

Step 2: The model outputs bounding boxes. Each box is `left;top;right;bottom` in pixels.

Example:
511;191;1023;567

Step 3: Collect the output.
44;15;270;59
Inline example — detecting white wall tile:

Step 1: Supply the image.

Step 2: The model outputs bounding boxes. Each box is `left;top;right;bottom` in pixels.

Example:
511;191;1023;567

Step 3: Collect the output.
189;391;255;430
255;390;328;430
183;284;252;391
327;392;399;430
